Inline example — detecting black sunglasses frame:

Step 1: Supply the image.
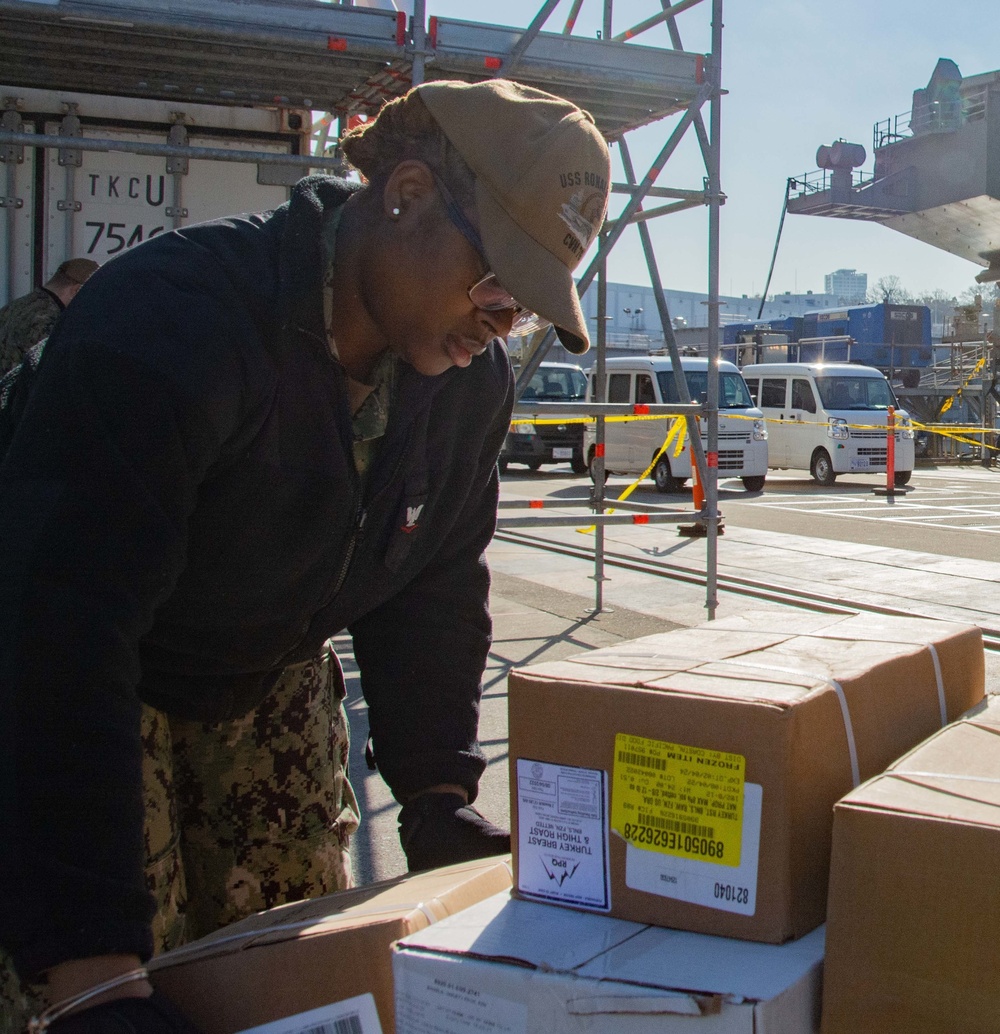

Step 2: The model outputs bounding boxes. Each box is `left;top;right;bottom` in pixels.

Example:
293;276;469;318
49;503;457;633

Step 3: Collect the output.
428;170;551;336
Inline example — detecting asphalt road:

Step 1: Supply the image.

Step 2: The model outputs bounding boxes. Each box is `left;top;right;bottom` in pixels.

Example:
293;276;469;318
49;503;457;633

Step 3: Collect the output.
499;459;1000;561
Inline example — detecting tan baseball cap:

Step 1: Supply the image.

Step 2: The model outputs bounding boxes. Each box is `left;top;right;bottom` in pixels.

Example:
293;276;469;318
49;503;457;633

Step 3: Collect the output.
418;79;610;355
56;258;100;284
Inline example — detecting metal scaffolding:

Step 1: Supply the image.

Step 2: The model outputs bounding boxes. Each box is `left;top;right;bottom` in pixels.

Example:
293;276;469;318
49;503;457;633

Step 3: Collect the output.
487;0;725;619
0;0;725;618
0;0;705;130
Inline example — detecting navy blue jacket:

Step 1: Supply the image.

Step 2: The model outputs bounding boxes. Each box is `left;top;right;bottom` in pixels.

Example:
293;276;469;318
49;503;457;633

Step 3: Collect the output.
0;177;514;977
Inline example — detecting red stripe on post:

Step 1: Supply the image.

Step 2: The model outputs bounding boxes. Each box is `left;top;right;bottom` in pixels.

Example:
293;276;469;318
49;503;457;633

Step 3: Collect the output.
695;54;705;83
633;404;650;415
395;11;406;45
632;514;650;524
327;37;348;51
595;444;605;457
529;500;544;509
428;16;438;48
484;56;503;70
707;452;719;468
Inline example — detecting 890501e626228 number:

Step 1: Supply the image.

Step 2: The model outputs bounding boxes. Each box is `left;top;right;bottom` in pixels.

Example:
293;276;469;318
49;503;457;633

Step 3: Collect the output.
622;821;725;860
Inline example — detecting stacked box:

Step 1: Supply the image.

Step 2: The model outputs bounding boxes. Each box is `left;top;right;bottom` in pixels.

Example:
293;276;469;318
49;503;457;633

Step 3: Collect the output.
508;611;983;943
393;891;826;1034
822;705;1000;1033
150;857;512;1034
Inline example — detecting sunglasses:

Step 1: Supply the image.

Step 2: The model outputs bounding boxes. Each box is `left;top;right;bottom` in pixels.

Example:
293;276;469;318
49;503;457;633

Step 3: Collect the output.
430;172;550;338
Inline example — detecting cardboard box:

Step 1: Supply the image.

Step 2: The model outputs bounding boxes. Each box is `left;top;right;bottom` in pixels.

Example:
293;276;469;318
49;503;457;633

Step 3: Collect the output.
392;891;826;1034
822;713;1000;1034
150;857;512;1034
508;610;983;943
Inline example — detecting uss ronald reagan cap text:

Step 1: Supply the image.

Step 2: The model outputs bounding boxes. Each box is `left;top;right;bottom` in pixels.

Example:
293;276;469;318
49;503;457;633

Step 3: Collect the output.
417;78;611;355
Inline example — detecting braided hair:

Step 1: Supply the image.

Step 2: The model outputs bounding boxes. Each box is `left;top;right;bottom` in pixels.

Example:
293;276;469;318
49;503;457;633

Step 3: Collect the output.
340;89;476;207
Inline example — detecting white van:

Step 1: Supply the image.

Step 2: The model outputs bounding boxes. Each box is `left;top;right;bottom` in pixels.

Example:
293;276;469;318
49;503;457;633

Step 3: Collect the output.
584;356;769;492
740;362;915;486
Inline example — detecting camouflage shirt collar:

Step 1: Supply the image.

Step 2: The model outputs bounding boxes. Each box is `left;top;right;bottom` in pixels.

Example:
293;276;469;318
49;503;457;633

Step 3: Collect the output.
319;203;399;463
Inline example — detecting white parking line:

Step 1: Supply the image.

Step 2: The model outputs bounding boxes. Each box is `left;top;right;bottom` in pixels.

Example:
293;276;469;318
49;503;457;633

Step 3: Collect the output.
737;480;1000;532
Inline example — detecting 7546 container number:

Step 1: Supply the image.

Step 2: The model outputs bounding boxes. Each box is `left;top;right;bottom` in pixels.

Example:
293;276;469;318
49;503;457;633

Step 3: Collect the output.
622;821;725;860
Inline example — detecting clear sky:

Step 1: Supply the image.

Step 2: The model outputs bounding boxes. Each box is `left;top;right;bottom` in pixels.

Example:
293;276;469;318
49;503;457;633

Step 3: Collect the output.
417;0;999;302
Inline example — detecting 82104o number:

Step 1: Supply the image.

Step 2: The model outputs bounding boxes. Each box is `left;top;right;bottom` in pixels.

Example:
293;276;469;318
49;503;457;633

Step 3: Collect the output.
714;882;749;905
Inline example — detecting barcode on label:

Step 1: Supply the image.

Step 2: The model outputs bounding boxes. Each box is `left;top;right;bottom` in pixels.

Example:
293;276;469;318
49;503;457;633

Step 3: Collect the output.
617;750;666;771
298;1016;363;1034
638;813;714;838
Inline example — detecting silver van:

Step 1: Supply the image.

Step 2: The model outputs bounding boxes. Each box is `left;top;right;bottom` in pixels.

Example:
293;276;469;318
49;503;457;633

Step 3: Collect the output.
584;356;769;492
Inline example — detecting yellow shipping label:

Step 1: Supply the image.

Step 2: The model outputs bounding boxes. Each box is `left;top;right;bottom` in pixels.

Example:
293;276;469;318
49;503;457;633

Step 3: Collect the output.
611;733;745;868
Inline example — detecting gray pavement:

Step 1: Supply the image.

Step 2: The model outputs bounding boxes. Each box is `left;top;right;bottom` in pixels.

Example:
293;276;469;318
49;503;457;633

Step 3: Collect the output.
345;520;1000;887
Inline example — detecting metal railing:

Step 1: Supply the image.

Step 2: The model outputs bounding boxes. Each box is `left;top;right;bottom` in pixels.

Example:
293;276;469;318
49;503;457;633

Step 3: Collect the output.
788;167;875;198
872;88;988;150
922;342;990;390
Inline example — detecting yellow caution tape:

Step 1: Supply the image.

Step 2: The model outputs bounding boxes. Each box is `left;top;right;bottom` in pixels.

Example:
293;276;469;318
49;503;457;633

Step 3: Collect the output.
577;419;692;534
510;413;690;426
940;357;986;415
512;408;1000;457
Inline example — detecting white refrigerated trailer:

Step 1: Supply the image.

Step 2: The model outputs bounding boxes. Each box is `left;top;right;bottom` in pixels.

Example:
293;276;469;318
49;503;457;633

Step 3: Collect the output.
1;85;316;305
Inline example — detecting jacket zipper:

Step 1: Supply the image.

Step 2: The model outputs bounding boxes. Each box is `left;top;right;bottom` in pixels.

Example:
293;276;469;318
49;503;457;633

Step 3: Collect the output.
301;323;365;602
301;324;418;604
326;436;414;603
331;496;366;599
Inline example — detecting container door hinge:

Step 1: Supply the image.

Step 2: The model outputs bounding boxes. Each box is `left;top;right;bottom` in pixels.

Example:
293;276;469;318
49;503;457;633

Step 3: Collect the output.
166;121;189;176
1;106;25;209
1;107;24;166
58;106;83;168
165;120;189;220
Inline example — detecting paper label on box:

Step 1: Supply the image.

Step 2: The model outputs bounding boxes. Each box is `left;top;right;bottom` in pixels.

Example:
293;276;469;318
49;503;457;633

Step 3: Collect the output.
396;977;527;1034
516;758;611;910
624;783;763;915
235;992;382;1034
611;733;745;867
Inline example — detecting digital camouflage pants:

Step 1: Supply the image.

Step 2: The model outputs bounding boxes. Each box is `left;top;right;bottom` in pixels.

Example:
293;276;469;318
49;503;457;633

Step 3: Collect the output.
1;645;360;1034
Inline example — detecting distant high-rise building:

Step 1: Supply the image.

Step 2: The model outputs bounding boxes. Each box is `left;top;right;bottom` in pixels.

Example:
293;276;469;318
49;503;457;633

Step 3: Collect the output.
824;268;868;302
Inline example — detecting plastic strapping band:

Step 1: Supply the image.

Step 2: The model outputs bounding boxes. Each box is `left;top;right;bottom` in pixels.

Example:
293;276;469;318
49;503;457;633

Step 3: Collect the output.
829;678;860;788
28;968;149;1033
927;644;947;727
889;771;1000;785
414;900;438;924
146;901;439;968
685;657;862;788
726;642;946;734
607;640;948;789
